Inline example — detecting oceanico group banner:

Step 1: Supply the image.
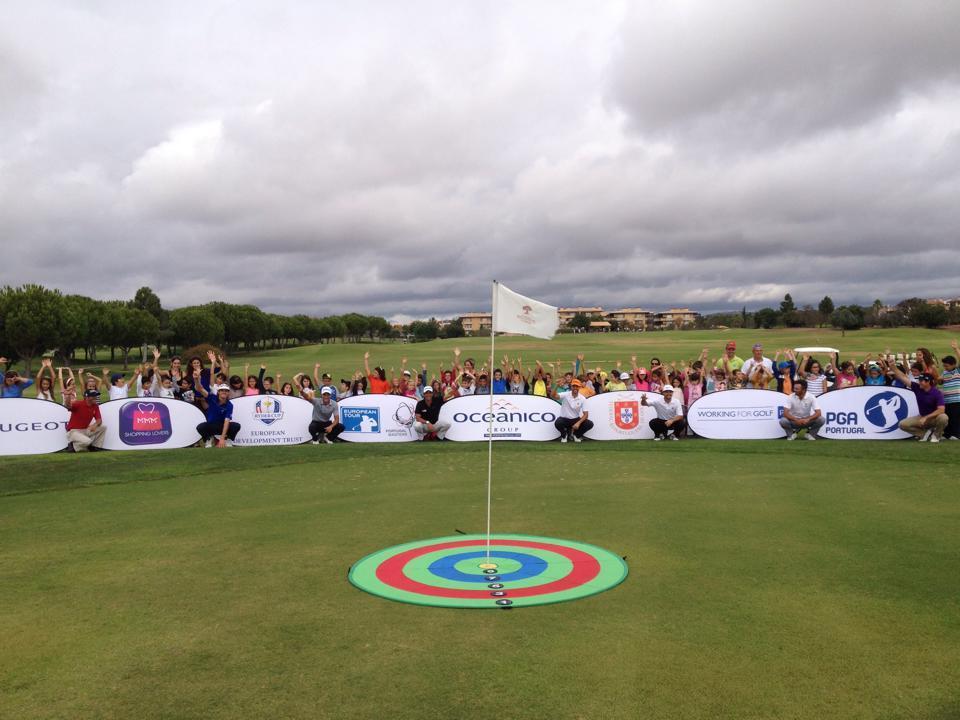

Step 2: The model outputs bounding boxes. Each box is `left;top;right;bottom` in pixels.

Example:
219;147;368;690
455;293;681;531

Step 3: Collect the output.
231;395;314;446
815;386;918;440
98;398;205;451
583;391;663;441
438;395;561;442
0;398;69;455
338;395;418;443
687;389;789;440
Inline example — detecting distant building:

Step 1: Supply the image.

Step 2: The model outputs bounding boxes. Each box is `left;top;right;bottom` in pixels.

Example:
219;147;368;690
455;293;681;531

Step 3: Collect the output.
604;308;653;330
458;312;492;334
558;306;604;326
589;321;612;332
653;308;700;330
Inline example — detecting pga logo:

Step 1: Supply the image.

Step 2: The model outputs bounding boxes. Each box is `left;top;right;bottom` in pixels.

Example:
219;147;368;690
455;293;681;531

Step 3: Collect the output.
342;407;380;433
863;391;908;432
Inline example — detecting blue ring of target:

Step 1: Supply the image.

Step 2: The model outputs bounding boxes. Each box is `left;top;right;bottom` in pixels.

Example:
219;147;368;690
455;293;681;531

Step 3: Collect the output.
427;551;548;583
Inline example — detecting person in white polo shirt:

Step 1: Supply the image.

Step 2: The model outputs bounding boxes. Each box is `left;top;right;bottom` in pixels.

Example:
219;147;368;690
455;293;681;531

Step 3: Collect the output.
554;380;593;443
641;386;686;440
779;379;824;440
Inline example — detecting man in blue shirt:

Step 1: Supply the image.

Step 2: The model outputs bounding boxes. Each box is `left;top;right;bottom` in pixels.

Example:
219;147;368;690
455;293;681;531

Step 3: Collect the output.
195;380;241;447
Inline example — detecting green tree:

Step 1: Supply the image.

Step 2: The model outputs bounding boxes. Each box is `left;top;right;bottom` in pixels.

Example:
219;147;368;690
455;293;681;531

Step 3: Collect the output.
169;307;225;348
131;287;164;321
753;307;779;329
58;295;95;363
115;307;160;368
442;318;465;339
341;313;369;342
0;284;64;371
831;306;864;336
913;303;948;329
568;313;591;331
409;319;439;342
818;296;834;327
325;316;345;343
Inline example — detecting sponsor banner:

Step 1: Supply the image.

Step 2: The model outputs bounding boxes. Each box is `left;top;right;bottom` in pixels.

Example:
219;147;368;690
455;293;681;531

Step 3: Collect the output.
232;395;314;446
687;389;789;440
816;386;918;440
438;395;561;442
98;398;205;450
0;398;70;455
339;395;418;443
584;391;663;440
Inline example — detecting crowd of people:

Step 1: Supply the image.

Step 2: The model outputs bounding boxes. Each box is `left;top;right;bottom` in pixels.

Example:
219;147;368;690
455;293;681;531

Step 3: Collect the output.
2;338;958;449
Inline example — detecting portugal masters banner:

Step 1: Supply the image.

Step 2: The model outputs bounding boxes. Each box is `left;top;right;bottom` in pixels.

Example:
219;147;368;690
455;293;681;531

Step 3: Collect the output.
98;398;205;451
231;395;314;446
0;398;69;455
583;391;663;441
815;386;918;440
439;395;561;442
687;389;789;440
338;395;418;443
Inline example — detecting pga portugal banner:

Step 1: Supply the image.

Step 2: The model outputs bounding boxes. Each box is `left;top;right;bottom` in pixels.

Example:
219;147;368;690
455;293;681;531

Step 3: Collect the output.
98;398;205;450
231;395;314;446
688;389;789;440
438;395;560;442
0;398;69;455
338;395;418;443
583;391;663;441
816;386;918;440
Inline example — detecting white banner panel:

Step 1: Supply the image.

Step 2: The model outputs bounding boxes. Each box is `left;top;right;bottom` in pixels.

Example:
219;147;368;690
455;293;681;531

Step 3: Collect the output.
98;398;205;450
231;395;314;446
338;395;418;443
816;386;918;440
438;395;561;441
687;389;789;440
0;398;70;455
583;391;663;440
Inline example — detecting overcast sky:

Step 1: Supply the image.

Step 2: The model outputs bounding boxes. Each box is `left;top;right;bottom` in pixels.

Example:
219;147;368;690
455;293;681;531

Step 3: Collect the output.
2;0;959;322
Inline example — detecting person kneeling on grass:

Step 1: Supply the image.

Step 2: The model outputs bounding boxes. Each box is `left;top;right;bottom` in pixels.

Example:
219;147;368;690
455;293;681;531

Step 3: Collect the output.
779;379;824;441
195;376;240;448
641;386;685;441
414;386;450;440
304;386;344;444
888;365;948;443
66;389;107;452
554;380;593;443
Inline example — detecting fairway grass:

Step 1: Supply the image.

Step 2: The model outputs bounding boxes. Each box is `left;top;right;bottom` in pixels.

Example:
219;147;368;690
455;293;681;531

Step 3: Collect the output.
2;441;959;719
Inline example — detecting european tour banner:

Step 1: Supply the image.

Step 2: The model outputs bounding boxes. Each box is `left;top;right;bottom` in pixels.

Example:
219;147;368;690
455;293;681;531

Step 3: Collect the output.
438;395;561;441
338;394;418;443
583;391;664;441
0;398;69;455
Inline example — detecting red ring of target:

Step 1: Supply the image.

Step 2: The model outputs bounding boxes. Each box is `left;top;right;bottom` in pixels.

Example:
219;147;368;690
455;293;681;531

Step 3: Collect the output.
375;539;600;598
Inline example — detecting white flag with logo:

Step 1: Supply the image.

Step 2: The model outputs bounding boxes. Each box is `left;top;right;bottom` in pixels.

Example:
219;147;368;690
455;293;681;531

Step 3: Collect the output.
492;282;558;339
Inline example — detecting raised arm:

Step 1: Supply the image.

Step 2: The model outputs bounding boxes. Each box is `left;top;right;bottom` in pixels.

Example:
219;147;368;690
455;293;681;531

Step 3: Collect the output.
193;370;209;398
364;351;372;377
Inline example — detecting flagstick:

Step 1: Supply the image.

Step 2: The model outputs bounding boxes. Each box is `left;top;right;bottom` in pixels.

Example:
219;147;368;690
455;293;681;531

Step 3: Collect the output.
486;280;497;561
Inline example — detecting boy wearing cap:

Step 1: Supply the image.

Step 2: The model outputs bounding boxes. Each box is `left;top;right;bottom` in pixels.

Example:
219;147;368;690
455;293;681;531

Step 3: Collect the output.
641;387;686;440
414;386;450;440
889;365;948;442
104;367;141;401
195;375;241;447
66;389;107;451
554;380;592;443
304;387;343;444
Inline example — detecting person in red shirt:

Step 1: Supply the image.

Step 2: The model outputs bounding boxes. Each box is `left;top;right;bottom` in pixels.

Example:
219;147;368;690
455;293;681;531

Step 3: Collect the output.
66;389;107;452
363;351;391;394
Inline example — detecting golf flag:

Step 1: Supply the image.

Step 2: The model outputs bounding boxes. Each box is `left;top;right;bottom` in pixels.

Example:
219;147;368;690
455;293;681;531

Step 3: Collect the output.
492;282;559;339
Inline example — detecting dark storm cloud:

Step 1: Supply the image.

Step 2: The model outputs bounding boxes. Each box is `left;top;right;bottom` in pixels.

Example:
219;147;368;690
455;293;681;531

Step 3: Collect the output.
0;1;958;321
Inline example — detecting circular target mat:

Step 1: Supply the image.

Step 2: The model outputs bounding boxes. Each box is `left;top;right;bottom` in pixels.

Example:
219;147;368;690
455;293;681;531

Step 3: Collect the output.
348;534;628;608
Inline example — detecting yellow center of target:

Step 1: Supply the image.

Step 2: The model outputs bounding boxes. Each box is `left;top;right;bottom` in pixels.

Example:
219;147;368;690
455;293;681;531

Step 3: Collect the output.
477;563;499;570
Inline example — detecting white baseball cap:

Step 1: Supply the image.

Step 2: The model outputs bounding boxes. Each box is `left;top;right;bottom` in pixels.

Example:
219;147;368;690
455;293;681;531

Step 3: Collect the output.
619;372;631;380
661;385;676;393
320;386;333;395
422;386;434;393
214;384;230;393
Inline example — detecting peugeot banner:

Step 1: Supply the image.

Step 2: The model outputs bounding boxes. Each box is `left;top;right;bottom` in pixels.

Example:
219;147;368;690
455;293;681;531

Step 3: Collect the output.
815;386;918;440
438;395;561;441
0;398;69;455
231;395;314;446
687;389;789;440
98;398;205;450
583;391;663;441
338;394;418;443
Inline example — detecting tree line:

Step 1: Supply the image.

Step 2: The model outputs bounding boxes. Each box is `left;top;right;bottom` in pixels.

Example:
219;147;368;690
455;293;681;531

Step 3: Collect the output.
0;284;394;370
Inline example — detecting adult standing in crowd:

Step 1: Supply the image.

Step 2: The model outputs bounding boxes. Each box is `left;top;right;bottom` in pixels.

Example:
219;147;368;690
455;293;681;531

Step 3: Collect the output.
554;379;593;443
194;375;241;447
413;386;450;440
66;389;106;452
889;365;948;442
364;352;391;394
741;344;773;388
779;379;824;440
715;341;744;372
642;386;686;440
305;386;343;444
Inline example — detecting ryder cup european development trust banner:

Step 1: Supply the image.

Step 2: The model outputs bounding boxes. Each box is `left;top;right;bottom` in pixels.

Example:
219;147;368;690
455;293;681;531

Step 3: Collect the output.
97;398;205;450
583;391;663;441
231;395;314;446
438;395;561;442
815;386;918;440
687;389;789;440
0;398;69;455
338;395;418;443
